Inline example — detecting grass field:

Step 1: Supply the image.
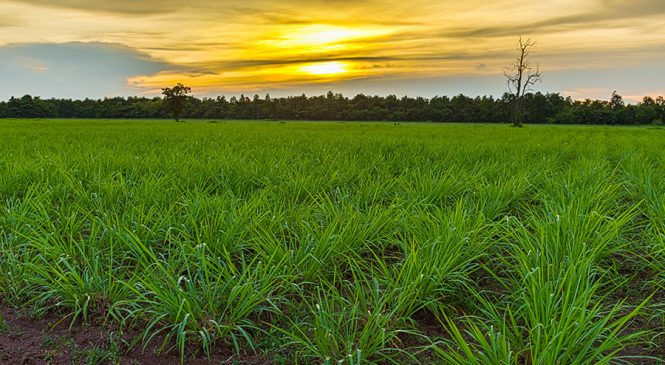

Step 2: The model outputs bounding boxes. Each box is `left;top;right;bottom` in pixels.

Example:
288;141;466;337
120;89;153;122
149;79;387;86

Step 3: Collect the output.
1;119;664;364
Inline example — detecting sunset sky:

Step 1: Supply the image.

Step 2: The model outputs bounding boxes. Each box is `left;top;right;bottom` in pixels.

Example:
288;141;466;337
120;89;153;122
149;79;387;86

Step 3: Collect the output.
1;0;664;102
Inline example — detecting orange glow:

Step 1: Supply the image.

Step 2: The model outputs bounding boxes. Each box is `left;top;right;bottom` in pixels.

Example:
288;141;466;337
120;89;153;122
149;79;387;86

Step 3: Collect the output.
3;0;664;95
258;25;392;52
300;62;348;76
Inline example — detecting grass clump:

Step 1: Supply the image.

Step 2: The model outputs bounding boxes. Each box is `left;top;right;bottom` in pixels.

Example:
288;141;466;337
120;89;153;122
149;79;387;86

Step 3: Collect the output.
0;119;663;363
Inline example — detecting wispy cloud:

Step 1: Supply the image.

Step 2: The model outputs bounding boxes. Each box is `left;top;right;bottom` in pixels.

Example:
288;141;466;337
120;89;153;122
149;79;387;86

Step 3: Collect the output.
0;0;663;98
444;0;665;38
0;15;19;27
7;0;195;15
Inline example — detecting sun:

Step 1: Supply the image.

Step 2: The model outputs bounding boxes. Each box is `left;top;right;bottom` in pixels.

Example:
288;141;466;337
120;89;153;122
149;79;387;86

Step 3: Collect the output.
300;61;348;76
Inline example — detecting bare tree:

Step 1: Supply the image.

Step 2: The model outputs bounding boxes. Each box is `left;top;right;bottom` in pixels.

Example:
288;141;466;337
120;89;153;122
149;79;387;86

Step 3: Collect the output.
504;37;542;127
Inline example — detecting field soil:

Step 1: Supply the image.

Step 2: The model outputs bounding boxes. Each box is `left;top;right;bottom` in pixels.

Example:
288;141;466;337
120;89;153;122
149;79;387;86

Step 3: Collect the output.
0;305;273;365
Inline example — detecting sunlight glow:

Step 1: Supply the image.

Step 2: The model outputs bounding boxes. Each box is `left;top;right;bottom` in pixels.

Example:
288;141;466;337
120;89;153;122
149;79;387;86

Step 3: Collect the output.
300;61;348;76
258;24;392;53
8;0;661;96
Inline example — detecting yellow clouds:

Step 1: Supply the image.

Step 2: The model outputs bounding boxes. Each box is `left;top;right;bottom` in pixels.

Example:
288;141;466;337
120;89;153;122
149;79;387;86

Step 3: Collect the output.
127;19;402;91
127;60;359;94
2;0;665;95
256;24;392;53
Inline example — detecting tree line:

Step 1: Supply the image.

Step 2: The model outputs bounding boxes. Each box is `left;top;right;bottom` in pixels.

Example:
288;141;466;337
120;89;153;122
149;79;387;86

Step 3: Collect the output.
1;91;663;125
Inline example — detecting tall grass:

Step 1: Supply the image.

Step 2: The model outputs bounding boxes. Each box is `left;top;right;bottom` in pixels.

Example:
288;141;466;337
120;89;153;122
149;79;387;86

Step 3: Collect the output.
0;119;662;363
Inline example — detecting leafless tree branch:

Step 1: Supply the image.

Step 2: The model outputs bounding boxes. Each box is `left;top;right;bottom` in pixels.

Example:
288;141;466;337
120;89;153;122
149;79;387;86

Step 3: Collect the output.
505;36;542;127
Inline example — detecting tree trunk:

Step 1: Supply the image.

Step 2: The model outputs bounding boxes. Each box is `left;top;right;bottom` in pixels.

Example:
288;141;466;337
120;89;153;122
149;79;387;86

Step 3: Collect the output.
513;97;523;127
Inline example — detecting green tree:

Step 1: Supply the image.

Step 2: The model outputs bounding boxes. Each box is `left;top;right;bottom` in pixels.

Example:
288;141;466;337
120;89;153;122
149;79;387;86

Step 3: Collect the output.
161;83;191;122
609;91;624;109
656;96;665;123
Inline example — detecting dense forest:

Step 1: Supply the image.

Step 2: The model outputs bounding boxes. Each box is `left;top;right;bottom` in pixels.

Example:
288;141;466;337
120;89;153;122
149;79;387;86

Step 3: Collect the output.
1;91;664;124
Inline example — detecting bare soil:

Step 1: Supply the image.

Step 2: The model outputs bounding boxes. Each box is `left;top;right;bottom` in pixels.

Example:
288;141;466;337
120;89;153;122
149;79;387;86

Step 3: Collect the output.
0;305;275;365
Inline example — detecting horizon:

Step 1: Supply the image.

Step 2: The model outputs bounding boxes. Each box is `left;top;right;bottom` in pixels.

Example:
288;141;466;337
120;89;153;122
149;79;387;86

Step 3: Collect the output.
1;0;664;103
0;89;654;105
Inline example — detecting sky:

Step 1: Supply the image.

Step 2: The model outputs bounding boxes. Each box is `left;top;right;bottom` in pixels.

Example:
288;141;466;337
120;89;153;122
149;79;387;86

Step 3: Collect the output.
0;0;664;102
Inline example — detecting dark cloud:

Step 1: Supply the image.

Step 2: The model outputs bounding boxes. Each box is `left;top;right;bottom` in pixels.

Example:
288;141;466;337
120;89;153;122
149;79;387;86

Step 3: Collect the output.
601;0;665;13
0;15;19;27
181;51;509;74
446;0;665;38
8;0;185;14
0;41;174;68
10;0;375;16
252;11;422;27
220;56;401;68
0;42;179;98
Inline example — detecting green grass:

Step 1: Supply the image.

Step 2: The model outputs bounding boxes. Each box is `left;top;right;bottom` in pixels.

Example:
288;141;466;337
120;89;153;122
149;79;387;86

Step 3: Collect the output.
0;119;664;363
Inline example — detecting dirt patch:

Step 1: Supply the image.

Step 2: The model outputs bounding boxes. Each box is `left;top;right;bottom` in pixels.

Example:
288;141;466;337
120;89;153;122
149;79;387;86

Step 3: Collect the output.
0;305;275;365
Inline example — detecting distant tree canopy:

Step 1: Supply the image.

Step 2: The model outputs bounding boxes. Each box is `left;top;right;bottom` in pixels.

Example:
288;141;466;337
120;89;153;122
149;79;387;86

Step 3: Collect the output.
0;91;663;125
